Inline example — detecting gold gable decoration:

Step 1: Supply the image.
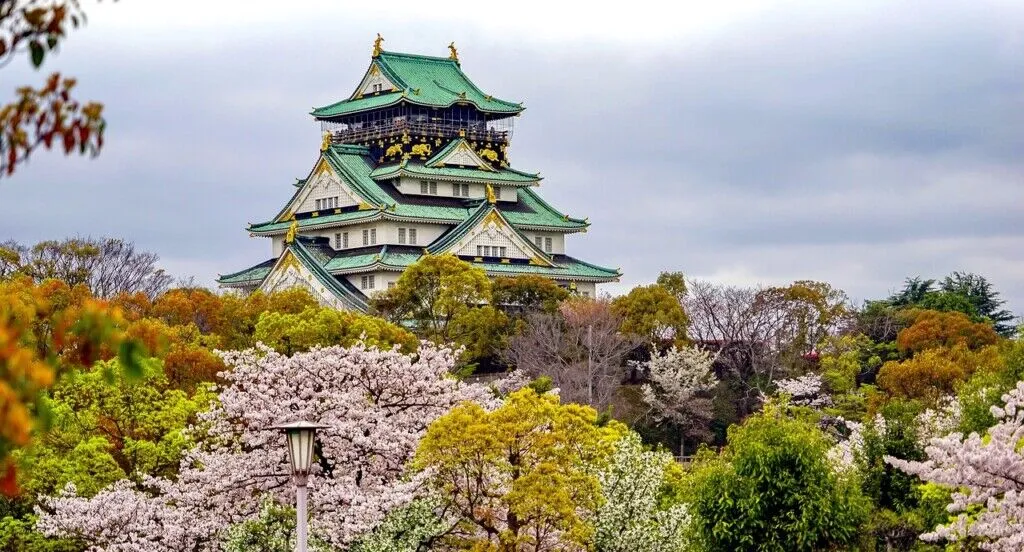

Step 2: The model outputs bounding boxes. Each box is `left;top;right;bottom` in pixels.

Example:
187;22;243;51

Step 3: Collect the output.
372;33;384;57
448;41;459;63
320;131;331;152
285;217;299;244
485;184;497;204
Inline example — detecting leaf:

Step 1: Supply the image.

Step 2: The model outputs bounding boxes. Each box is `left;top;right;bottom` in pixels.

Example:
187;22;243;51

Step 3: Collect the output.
47;36;59;50
29;41;45;68
118;340;145;380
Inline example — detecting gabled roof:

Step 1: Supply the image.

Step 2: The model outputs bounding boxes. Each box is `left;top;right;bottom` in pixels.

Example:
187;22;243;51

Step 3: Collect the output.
249;145;586;235
425;138;495;171
220;238;370;311
425;201;554;266
311;50;523;119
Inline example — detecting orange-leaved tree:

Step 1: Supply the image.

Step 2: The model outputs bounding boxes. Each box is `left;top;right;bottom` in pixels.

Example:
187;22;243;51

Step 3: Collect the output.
0;275;140;494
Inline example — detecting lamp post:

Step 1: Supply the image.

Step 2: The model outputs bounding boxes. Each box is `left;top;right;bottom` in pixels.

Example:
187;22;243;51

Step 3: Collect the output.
271;421;326;552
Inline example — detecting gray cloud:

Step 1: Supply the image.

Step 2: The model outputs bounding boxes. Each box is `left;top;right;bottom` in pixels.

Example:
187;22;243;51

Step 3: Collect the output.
1;1;1021;316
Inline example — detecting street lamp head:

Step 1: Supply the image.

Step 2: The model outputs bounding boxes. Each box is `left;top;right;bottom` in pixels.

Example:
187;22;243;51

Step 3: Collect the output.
270;420;327;476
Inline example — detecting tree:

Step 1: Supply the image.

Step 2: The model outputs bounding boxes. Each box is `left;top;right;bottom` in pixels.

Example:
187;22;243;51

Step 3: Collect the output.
15;357;213;498
754;280;850;367
150;287;225;335
0;276;141;494
687;402;869;551
370;254;491;343
37;342;495;550
504;298;636;411
941;272;1016;336
876;345;1003;404
896;309;1001;354
611;283;687;346
886;381;1024;551
655;271;687;303
641;345;717;455
6;238;173;298
591;433;691;552
491;274;568;316
253;306;418;355
413;387;625;551
1;1;107;177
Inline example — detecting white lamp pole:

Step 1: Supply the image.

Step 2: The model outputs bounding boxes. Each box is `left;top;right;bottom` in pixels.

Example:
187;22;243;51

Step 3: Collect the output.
271;421;326;552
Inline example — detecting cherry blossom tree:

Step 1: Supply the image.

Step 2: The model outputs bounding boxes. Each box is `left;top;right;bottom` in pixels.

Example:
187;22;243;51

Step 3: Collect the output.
641;345;717;456
37;342;493;550
886;381;1024;551
775;374;832;408
592;433;691;552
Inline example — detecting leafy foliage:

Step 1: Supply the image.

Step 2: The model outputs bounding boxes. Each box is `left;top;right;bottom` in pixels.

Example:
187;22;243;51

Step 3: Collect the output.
413;388;626;551
687;402;869;551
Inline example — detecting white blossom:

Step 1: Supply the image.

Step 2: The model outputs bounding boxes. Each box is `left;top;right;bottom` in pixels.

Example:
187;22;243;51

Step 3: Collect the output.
775;374;832;407
886;381;1024;551
592;434;691;552
38;342;493;551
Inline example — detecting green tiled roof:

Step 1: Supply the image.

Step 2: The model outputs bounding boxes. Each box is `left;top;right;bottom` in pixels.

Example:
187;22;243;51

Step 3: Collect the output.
311;50;523;119
370;161;540;184
471;256;620;282
289;239;370;311
425;201;553;266
218;258;276;285
324;245;422;273
250;145;586;235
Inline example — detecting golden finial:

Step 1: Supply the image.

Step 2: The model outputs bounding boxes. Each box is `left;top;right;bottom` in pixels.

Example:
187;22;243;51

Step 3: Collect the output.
448;41;459;63
320;131;331;152
372;33;384;57
485;184;497;204
285;217;298;244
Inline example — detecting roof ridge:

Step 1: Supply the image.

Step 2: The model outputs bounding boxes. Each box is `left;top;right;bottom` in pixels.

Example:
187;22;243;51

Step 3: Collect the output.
378;49;457;64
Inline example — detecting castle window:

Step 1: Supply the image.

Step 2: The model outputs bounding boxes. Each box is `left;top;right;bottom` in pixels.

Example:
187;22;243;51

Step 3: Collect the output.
544;237;552;253
494;186;502;199
498;246;507;257
315;199;321;210
361;275;376;289
398;228;407;244
370;228;377;244
408;228;417;245
334;233;341;249
342;232;349;248
534;236;542;248
372;83;383;93
420;181;438;195
388;281;395;289
452;183;469;197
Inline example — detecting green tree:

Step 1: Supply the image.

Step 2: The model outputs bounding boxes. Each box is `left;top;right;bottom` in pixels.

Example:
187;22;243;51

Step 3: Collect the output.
15;357;215;498
370;254;491;343
611;283;688;345
253;305;419;355
940;272;1016;336
656;271;687;303
687;402;869;551
492;274;568;316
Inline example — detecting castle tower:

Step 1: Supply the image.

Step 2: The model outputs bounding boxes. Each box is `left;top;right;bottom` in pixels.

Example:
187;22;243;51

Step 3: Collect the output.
218;38;620;310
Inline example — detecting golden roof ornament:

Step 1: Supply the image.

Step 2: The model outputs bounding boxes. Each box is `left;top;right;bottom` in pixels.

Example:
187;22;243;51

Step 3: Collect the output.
320;131;331;152
285;217;298;244
372;33;384;57
448;41;459;63
485;184;497;204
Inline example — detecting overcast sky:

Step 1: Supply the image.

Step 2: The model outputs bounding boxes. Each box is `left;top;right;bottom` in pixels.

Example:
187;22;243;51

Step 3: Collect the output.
2;0;1022;316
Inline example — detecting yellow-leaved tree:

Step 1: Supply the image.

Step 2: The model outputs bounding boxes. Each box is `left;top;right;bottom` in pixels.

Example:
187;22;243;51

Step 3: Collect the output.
413;388;626;552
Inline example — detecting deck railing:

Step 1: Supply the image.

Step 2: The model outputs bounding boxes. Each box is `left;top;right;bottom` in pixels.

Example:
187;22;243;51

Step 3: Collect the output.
330;119;510;145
